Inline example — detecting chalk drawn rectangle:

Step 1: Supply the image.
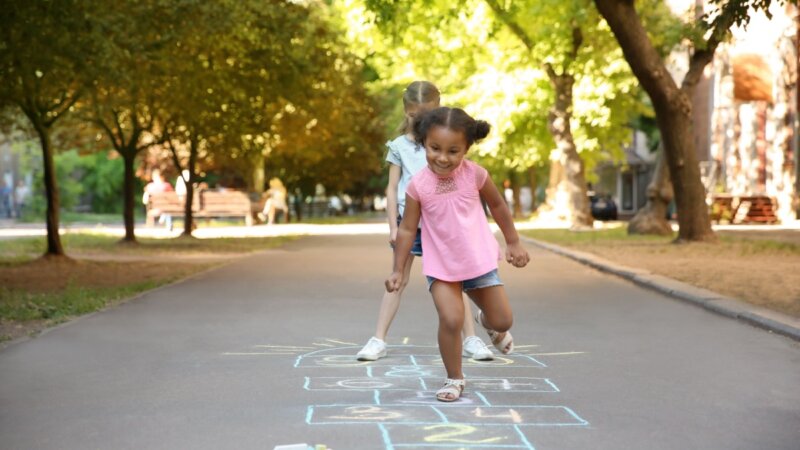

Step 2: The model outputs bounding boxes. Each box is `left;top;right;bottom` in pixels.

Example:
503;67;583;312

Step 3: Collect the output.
378;390;485;407
304;377;424;391
382;423;534;449
307;404;587;427
439;405;588;427
294;354;414;368
307;405;445;425
413;355;546;368
422;377;558;393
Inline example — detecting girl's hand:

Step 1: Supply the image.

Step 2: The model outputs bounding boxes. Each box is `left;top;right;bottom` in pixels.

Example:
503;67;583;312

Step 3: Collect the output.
385;271;403;292
505;242;530;268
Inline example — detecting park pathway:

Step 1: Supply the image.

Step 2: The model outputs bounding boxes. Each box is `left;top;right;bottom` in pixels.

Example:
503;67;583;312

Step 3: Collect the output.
1;233;798;450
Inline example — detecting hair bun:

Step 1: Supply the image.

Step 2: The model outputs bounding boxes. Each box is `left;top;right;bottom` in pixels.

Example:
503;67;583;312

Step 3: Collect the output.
474;120;491;141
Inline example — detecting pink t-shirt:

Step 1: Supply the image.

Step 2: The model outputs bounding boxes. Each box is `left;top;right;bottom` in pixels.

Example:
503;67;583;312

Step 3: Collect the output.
406;159;500;282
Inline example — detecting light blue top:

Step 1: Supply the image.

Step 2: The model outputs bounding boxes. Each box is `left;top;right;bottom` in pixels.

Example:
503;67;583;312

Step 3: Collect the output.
385;134;427;217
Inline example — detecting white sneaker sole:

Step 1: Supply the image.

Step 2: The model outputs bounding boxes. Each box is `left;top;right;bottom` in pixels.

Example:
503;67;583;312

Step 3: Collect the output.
356;350;387;361
462;349;495;361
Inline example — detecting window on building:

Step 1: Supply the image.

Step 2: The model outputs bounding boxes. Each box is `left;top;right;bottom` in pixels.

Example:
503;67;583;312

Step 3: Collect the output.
621;172;634;211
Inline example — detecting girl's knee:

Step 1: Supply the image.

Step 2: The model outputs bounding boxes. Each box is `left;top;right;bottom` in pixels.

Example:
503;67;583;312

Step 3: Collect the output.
439;314;464;334
487;314;512;333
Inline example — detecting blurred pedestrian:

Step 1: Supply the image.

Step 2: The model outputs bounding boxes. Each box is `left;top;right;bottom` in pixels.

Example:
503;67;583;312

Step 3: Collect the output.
13;179;30;219
0;178;10;218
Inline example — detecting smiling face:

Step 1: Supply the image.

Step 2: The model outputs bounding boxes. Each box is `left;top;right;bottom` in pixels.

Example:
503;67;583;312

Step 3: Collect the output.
424;125;468;177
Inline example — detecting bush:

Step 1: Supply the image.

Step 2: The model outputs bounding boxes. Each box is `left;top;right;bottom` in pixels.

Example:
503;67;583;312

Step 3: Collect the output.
17;147;137;217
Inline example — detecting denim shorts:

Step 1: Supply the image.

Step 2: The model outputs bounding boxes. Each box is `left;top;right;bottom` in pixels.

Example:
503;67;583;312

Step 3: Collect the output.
392;216;422;256
426;269;503;292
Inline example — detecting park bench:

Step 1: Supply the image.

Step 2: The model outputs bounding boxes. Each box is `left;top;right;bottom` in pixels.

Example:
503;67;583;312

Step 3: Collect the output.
195;190;254;226
710;194;778;224
146;190;252;227
145;192;197;227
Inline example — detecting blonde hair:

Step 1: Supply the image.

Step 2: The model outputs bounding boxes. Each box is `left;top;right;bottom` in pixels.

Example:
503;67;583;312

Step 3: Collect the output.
399;81;440;134
269;178;285;190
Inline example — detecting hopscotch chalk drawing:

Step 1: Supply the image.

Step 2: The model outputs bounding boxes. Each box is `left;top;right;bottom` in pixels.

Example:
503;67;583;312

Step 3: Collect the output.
224;339;589;449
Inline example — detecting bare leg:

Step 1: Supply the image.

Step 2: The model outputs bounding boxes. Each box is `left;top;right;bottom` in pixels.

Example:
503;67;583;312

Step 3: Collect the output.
373;254;415;340
467;286;513;353
430;280;465;385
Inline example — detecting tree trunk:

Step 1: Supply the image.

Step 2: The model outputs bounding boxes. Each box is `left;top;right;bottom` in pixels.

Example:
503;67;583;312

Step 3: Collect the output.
252;153;265;193
508;171;522;218
182;137;198;237
594;0;715;242
547;72;593;229
32;120;65;256
527;166;537;210
121;150;138;243
628;149;673;235
542;156;566;217
656;97;715;242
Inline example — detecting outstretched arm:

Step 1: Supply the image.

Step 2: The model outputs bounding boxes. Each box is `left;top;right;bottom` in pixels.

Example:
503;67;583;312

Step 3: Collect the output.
385;164;401;245
479;179;530;268
386;196;421;291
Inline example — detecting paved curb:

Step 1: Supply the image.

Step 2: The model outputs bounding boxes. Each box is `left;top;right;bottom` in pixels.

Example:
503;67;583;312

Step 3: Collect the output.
522;236;800;342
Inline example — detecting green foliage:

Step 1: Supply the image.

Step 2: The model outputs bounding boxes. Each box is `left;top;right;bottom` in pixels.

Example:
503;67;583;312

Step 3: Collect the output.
701;0;792;46
341;0;673;183
80;152;133;214
15;145;133;216
26;150;84;215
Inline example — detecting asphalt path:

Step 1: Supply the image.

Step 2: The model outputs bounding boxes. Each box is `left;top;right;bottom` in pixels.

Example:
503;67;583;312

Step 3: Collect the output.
1;233;798;450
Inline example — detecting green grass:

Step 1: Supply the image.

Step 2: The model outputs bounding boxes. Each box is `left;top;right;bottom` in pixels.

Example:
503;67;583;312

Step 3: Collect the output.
61;212;133;224
0;233;297;339
0;280;164;322
17;211;136;225
0;233;299;261
521;227;676;246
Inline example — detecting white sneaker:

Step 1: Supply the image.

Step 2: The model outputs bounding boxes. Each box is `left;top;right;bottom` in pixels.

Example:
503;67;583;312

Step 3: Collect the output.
356;337;387;361
462;335;494;361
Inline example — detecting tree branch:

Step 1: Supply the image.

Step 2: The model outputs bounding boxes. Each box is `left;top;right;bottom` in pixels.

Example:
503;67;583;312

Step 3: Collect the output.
44;89;82;127
680;4;738;93
483;0;535;51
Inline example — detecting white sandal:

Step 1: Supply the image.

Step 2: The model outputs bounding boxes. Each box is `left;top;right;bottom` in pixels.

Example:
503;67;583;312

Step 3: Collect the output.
476;310;514;354
436;378;465;402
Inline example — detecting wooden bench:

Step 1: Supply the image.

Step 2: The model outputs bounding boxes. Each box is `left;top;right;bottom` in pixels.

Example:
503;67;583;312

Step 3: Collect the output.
733;195;778;224
709;194;735;224
710;194;779;224
146;192;195;227
195;190;253;226
146;190;252;227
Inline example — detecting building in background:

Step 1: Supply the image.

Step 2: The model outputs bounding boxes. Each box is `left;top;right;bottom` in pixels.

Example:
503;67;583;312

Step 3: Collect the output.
600;2;798;223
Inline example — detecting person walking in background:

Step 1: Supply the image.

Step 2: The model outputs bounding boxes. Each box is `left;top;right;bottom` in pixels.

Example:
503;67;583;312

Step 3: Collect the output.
357;81;494;362
13;179;30;219
385;107;530;402
260;177;288;225
0;180;9;218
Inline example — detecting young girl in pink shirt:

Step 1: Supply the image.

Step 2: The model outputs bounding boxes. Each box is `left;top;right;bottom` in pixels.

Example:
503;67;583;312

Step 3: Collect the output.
385;106;530;402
